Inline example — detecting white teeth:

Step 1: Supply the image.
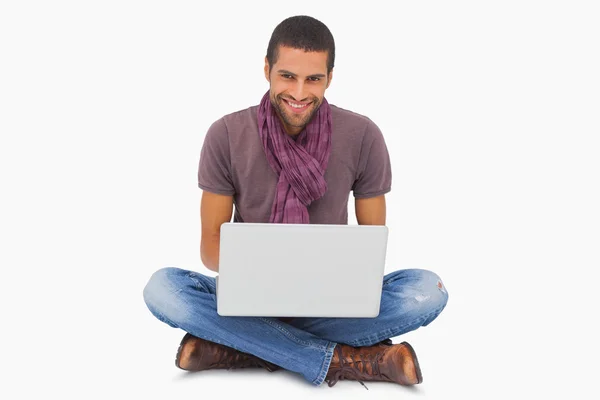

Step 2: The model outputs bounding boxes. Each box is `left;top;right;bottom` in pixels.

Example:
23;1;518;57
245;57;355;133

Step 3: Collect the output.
287;100;307;109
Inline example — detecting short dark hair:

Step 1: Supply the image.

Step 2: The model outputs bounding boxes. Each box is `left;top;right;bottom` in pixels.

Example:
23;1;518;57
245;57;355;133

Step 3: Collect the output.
266;15;335;74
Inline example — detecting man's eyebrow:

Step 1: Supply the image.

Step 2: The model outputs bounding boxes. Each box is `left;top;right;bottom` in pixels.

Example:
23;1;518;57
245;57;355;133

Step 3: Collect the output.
277;69;326;78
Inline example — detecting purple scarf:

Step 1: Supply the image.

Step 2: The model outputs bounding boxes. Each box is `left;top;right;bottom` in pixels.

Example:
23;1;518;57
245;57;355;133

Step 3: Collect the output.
257;90;332;224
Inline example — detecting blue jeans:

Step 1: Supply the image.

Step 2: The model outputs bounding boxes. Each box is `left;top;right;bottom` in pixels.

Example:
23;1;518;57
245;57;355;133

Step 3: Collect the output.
143;267;448;386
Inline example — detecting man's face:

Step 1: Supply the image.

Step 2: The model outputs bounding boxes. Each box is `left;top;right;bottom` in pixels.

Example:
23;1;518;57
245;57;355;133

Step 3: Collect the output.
264;45;332;135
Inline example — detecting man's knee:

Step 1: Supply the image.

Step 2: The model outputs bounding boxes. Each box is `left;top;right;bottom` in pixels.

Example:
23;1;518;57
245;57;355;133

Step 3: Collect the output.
143;267;189;325
386;268;449;313
414;269;448;311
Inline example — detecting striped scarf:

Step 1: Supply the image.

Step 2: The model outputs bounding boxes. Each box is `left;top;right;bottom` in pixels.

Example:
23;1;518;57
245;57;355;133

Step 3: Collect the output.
257;90;332;223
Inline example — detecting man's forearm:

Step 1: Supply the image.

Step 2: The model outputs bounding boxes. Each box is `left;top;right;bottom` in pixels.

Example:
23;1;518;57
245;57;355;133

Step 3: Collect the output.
201;235;220;272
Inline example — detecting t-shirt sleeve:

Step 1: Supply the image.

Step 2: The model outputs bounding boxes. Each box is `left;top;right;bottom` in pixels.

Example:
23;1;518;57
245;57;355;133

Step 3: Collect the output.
352;119;392;198
197;118;236;196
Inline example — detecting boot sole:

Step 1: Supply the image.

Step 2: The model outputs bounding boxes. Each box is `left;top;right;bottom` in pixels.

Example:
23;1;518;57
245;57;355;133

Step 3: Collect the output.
400;341;423;384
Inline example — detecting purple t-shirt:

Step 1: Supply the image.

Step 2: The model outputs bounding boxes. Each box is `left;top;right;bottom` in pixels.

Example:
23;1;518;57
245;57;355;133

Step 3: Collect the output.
197;104;392;224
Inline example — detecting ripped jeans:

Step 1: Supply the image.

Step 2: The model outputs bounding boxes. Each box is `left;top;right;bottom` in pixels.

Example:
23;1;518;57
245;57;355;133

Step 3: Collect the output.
143;267;448;386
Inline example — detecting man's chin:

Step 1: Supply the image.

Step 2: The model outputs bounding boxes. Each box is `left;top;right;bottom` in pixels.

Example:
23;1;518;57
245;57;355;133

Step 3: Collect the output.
283;112;312;128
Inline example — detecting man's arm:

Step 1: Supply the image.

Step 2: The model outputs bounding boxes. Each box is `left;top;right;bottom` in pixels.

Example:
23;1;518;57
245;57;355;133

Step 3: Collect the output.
355;195;386;225
200;191;234;272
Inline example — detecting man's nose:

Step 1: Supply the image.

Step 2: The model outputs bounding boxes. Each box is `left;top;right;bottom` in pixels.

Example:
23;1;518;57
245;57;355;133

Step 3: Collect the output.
290;81;307;102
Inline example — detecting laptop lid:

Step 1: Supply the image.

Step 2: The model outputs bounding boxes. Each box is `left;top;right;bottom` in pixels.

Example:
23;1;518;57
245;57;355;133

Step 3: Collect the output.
216;222;389;318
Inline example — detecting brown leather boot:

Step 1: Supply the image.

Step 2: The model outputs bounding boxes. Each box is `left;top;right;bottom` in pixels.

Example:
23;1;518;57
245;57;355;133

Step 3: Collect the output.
175;333;280;372
324;341;423;389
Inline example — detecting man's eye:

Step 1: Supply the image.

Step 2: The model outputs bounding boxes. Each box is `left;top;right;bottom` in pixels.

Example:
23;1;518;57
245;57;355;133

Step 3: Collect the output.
309;77;320;82
282;74;293;79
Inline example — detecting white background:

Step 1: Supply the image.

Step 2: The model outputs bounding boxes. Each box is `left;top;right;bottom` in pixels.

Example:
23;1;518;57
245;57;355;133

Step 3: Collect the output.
1;0;599;398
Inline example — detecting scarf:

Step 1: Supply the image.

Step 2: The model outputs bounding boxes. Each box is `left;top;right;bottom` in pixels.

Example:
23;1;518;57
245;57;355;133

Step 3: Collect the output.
257;90;333;224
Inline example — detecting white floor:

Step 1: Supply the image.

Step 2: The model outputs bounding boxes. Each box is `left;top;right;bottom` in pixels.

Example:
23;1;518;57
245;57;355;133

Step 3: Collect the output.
115;311;461;400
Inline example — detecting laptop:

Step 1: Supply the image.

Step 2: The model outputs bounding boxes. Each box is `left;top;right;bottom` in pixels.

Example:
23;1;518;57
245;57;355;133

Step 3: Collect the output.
216;222;389;318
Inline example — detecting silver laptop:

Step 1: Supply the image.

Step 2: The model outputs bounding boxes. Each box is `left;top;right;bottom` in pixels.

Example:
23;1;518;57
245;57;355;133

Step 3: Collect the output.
216;222;389;318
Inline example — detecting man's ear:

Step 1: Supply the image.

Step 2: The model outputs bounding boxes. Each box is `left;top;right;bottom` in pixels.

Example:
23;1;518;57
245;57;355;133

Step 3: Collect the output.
326;69;333;89
264;57;270;82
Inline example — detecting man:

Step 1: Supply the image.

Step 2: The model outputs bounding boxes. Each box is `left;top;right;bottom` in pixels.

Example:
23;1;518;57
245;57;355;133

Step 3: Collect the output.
143;15;448;389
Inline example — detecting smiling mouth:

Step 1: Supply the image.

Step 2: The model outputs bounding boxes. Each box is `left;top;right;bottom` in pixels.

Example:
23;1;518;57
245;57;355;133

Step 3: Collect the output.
282;98;312;113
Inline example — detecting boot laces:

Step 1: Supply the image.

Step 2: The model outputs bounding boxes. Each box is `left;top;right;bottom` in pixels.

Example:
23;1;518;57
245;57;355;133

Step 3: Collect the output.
326;345;386;390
